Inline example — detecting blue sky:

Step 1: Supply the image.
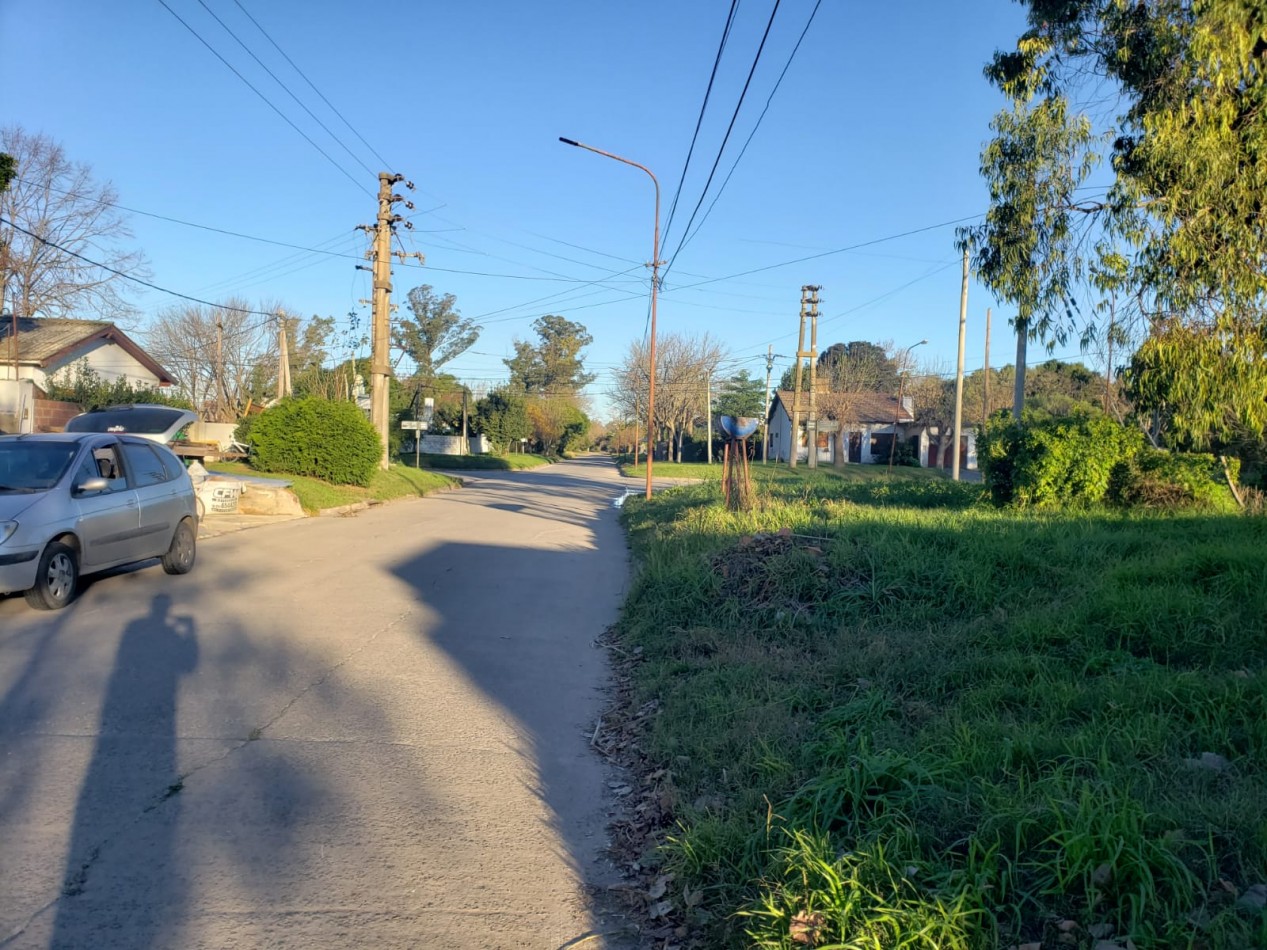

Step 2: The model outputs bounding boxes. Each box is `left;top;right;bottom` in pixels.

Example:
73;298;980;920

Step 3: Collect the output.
2;0;1072;416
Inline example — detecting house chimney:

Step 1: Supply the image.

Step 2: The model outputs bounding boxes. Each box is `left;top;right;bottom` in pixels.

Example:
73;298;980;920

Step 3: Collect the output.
901;394;914;416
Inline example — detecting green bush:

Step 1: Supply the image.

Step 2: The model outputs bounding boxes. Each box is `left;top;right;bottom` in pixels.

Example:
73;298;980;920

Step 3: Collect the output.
247;397;381;486
980;411;1144;507
1107;449;1238;512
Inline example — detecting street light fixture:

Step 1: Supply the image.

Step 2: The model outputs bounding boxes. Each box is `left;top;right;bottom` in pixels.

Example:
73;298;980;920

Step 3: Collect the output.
559;136;662;500
888;339;928;474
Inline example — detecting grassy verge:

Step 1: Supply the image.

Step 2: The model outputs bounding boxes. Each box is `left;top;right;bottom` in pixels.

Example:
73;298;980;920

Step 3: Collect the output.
614;468;1267;947
398;452;553;471
208;461;458;513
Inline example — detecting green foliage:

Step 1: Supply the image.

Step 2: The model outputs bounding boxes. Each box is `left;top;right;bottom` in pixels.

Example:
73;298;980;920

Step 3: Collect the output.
714;369;767;422
473;386;531;452
393;285;479;383
1125;317;1267;450
1108;449;1239;513
504;315;596;393
979;411;1144;507
44;362;192;411
247;397;381;486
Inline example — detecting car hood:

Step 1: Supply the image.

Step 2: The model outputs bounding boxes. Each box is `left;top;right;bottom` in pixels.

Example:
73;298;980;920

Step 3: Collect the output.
0;490;46;522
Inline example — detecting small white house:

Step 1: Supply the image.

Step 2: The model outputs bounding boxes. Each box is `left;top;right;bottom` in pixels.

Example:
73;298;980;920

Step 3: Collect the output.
0;318;174;388
766;389;976;470
0;318;175;434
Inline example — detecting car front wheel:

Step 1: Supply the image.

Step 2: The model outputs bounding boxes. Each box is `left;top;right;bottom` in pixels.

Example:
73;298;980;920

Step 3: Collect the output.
25;541;79;610
161;518;197;575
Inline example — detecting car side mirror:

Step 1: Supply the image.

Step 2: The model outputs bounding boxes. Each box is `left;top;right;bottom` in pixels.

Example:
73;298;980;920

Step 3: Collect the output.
75;477;109;494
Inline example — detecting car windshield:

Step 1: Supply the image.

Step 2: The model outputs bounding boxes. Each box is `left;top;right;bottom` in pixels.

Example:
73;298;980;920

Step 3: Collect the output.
0;441;80;492
66;406;189;436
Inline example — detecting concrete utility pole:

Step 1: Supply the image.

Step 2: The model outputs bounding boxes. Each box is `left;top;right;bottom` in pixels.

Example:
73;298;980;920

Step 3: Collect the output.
951;248;969;481
370;174;396;471
705;368;713;464
215;316;229;420
362;171;420;471
762;344;774;463
789;293;808;470
983;307;991;425
1013;321;1028;421
804;285;821;470
277;312;292;399
1104;297;1116;415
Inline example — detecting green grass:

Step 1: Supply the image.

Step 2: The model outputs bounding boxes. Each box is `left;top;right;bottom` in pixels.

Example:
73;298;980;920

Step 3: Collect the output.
398;452;553;471
208;460;458;513
616;469;1267;947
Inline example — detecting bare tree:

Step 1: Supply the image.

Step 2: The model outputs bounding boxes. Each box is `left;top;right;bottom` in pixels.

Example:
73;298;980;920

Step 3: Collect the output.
615;332;725;462
0;126;146;322
144;298;279;421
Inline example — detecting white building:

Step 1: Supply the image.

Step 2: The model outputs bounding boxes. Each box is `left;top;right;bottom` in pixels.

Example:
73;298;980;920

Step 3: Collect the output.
766;389;976;471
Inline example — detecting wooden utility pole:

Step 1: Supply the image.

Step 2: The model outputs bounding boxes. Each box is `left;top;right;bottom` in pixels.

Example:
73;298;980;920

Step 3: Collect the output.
789;291;809;469
983;307;991;424
804;285;821;470
461;388;469;444
762;344;774;463
951;248;969;481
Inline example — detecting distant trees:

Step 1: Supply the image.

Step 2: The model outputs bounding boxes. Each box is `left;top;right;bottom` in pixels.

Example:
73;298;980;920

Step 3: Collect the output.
0;126;145;321
713;370;766;422
474;386;531;453
505;315;596;394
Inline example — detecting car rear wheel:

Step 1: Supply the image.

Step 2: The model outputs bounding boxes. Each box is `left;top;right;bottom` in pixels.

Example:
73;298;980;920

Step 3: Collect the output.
161;518;197;575
25;541;79;610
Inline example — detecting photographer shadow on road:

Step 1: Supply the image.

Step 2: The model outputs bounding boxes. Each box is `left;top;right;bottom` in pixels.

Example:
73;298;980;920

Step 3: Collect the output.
51;593;198;950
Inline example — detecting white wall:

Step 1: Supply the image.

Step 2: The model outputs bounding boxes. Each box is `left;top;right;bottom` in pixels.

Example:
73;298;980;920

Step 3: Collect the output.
49;344;162;387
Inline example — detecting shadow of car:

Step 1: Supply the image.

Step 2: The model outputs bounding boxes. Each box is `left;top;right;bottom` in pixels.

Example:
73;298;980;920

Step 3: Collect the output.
0;433;198;609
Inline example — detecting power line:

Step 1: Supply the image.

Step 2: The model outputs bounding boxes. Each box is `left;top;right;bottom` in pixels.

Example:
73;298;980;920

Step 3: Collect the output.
675;0;822;258
663;0;783;279
155;0;371;196
192;0;378;177
661;0;743;248
1;214;277;320
231;0;393;170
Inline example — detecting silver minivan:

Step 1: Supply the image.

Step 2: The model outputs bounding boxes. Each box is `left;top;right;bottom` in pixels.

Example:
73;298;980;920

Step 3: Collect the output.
0;432;198;609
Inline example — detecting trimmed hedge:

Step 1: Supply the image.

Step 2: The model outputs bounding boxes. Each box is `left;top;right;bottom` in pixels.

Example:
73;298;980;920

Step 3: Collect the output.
247;397;381;486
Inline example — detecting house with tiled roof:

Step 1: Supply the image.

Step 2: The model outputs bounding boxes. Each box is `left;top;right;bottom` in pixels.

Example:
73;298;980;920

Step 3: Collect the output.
766;385;976;470
0;317;174;389
0;318;174;433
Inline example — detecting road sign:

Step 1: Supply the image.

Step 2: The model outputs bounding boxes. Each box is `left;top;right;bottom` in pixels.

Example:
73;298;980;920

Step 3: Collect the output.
401;420;426;430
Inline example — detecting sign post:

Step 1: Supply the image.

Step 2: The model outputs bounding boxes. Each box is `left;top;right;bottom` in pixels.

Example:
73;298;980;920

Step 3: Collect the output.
401;419;426;468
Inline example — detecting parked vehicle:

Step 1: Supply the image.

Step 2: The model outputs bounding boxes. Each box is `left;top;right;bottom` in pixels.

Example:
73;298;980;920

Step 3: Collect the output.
65;404;198;443
0;433;198;609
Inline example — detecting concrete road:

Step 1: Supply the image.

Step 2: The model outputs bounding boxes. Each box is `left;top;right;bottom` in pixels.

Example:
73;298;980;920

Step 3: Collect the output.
0;456;634;949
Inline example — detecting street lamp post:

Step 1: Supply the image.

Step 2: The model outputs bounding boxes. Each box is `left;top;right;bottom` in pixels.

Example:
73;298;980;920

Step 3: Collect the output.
888;339;928;474
559;137;662;500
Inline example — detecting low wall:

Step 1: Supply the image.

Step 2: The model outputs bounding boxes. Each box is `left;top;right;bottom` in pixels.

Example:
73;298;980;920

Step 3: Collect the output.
34;398;80;432
405;434;490;455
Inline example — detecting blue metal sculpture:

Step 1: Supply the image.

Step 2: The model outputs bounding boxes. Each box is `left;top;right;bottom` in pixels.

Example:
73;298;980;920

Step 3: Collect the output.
718;416;759;510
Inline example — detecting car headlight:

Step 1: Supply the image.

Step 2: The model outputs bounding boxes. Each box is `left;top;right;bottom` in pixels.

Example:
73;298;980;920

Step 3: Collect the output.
0;522;16;546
